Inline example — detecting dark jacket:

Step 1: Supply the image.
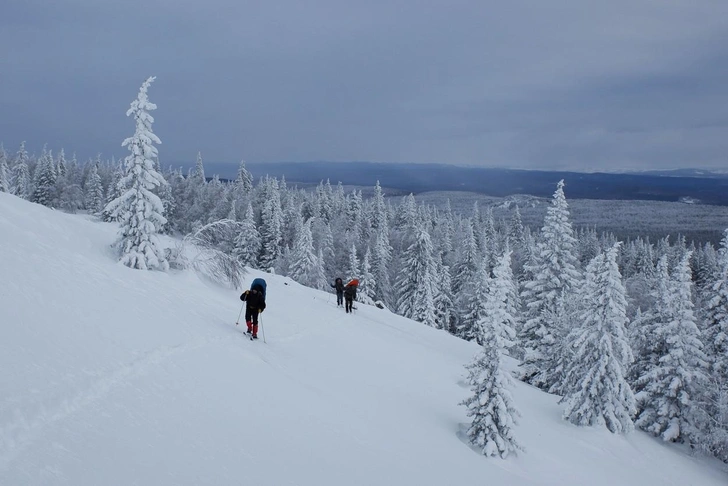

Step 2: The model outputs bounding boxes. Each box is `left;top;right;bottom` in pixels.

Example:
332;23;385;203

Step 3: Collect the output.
241;289;266;311
331;278;344;294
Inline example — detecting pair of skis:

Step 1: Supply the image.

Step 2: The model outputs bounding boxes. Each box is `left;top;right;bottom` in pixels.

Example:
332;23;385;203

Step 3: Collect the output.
235;322;259;341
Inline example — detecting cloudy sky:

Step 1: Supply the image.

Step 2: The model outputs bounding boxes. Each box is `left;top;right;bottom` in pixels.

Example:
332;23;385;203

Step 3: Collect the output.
2;0;728;170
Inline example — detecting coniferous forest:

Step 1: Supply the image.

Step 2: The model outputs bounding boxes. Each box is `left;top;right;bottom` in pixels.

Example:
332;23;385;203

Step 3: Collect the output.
1;79;726;463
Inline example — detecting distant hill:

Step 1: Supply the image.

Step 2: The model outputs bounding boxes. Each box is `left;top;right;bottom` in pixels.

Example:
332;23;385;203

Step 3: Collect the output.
196;161;728;206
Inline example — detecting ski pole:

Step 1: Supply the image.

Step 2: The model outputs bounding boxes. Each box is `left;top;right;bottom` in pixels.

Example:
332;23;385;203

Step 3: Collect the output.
260;313;267;343
235;302;244;326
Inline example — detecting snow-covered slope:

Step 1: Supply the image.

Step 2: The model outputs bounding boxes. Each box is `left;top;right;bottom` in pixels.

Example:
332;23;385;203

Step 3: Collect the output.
0;192;725;486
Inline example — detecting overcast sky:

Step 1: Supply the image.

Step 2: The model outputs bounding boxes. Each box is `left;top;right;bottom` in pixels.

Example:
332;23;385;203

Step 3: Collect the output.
2;0;728;170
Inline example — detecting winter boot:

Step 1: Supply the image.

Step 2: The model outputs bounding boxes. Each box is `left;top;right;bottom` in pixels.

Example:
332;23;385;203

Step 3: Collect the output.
252;324;259;339
246;321;253;334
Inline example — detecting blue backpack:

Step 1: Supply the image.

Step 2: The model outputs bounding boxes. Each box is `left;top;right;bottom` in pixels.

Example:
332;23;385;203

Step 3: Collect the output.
250;278;267;299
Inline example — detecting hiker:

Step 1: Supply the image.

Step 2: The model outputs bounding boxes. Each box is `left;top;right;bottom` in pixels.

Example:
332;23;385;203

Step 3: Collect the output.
344;279;358;313
240;278;267;339
330;277;344;306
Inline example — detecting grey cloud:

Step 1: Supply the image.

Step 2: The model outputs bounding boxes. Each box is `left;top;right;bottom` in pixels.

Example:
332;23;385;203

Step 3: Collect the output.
1;0;727;169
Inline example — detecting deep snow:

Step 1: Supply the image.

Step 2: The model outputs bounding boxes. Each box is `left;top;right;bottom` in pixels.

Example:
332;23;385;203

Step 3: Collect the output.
0;192;725;485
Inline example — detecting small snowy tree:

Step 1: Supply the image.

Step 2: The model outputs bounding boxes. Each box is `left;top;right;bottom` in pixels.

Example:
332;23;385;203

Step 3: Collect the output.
103;76;168;270
561;244;636;433
461;256;522;458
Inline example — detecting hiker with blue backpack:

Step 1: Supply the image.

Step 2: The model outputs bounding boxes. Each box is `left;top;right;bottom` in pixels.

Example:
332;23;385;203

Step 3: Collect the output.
240;278;267;339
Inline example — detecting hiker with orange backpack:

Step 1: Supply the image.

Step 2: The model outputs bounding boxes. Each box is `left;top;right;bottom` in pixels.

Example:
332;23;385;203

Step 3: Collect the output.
344;278;358;313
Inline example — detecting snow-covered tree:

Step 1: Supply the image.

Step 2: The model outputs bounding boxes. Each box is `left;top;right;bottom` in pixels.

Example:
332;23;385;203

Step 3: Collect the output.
371;228;393;306
102;162;124;222
433;252;455;332
233;203;261;268
452;223;480;295
234;159;253;194
32;146;56;207
395;226;437;326
193;151;206;185
55;148;67;178
347;244;360;281
158;176;175;234
461;255;522;458
488;250;521;351
705;229;728;387
635;252;708;442
519;180;581;391
289;218;326;289
561;244;635;433
84;164;105;214
259;176;283;270
458;261;490;342
358;246;376;305
700;229;728;460
0;149;9;193
629;256;671;390
508;205;525;247
10;142;31;199
103;76;168;271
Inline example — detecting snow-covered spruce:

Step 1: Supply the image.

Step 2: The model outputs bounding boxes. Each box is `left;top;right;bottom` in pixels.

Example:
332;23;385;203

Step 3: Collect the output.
258;176;283;270
31;146;56;207
634;252;708;442
457;260;489;342
84;164;105;215
357;246;376;305
433;251;455;332
519;179;581;391
699;228;728;460
103;76;168;271
0;148;10;193
288;218;327;290
561;243;636;433
461;250;522;458
233;202;262;268
347;243;360;281
395;225;438;326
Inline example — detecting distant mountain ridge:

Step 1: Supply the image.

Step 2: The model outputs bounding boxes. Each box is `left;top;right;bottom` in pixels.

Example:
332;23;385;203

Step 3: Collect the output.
192;161;728;206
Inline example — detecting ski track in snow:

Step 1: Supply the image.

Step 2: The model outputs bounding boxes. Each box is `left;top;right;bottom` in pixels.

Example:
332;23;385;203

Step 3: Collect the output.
0;336;228;472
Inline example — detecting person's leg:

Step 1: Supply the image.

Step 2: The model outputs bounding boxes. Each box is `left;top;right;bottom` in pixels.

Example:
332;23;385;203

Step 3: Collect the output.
251;310;259;338
338;292;343;306
245;308;253;333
